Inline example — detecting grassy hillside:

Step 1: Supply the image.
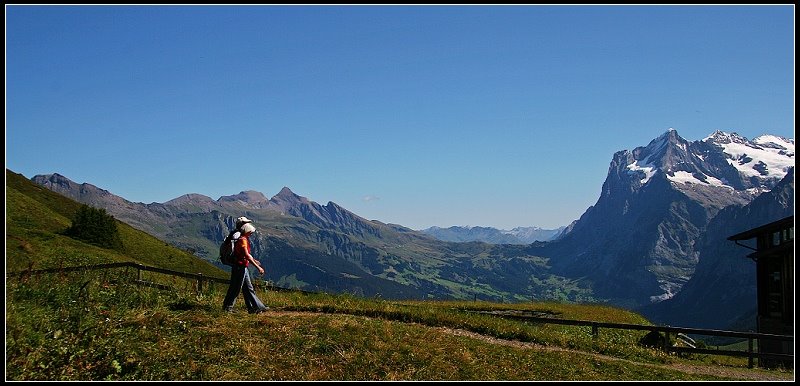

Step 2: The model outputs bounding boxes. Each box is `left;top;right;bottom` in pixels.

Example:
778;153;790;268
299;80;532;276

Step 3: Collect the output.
7;269;792;381
6;169;227;278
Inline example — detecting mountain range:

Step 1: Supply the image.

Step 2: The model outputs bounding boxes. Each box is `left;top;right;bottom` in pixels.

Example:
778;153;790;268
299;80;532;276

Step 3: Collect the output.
25;128;794;329
420;225;565;244
32;173;575;302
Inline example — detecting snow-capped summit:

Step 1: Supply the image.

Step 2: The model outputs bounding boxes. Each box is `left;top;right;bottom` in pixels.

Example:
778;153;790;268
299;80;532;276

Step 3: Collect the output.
622;129;793;194
704;130;750;145
624;129;689;185
703;130;794;184
752;134;794;151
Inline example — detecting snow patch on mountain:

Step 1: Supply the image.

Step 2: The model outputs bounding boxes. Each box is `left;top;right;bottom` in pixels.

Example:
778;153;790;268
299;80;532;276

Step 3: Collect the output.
667;171;730;188
706;131;794;181
624;130;676;185
627;161;657;184
624;129;793;192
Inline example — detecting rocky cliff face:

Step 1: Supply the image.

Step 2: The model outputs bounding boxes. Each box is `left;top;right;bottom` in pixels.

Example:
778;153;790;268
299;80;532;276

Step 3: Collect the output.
639;168;794;330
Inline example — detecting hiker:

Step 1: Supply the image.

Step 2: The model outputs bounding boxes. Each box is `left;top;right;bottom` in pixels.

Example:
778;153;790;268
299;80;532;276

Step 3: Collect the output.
222;222;269;314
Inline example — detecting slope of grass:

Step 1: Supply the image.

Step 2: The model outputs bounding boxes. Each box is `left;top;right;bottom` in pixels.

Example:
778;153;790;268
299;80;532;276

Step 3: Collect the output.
6;169;227;278
11;268;791;381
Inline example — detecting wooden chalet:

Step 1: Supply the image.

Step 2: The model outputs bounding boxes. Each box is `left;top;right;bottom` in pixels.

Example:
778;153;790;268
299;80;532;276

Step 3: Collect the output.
728;215;794;368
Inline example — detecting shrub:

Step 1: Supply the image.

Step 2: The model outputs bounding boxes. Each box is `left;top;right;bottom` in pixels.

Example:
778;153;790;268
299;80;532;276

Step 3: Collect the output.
63;205;124;250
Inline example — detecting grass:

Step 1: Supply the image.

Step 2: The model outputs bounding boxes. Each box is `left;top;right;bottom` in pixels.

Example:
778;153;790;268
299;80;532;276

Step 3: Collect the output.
6;268;794;381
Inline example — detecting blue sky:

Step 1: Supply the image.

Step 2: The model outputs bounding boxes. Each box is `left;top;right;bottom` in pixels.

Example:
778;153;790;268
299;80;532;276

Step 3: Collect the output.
6;5;795;230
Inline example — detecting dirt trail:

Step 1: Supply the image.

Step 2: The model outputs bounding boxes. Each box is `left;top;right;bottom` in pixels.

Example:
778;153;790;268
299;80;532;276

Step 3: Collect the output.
266;310;793;381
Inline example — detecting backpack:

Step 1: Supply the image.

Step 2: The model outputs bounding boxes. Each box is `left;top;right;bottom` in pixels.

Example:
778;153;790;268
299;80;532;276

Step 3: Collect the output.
219;230;242;266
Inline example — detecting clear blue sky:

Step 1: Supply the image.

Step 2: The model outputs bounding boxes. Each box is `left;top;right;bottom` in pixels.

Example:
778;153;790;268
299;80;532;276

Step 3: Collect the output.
6;5;795;230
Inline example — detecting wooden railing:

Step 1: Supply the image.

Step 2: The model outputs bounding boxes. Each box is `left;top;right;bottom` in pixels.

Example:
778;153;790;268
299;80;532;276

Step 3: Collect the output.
467;310;793;369
6;262;313;295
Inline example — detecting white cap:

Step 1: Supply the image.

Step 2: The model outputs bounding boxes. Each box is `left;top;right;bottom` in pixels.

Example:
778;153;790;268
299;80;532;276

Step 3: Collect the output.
236;216;253;228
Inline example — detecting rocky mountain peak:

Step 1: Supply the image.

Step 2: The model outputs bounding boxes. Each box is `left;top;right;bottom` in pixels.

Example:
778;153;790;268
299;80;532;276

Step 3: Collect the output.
43;172;68;181
752;134;795;153
218;190;270;207
326;201;344;211
701;131;794;187
31;173;116;201
165;193;215;206
33;173;83;189
274;187;301;200
704;130;749;145
269;187;312;212
619;129;691;188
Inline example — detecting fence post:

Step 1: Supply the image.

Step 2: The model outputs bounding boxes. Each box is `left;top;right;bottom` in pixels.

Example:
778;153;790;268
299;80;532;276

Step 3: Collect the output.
748;338;754;369
197;273;203;295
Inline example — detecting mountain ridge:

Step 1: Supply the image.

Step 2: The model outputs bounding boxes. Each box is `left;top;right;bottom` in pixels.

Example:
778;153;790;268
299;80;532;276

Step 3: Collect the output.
29;171;570;302
421;225;565;244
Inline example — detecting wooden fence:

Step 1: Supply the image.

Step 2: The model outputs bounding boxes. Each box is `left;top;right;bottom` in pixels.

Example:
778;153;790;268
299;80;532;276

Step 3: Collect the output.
468;310;793;369
8;263;793;369
6;262;313;295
